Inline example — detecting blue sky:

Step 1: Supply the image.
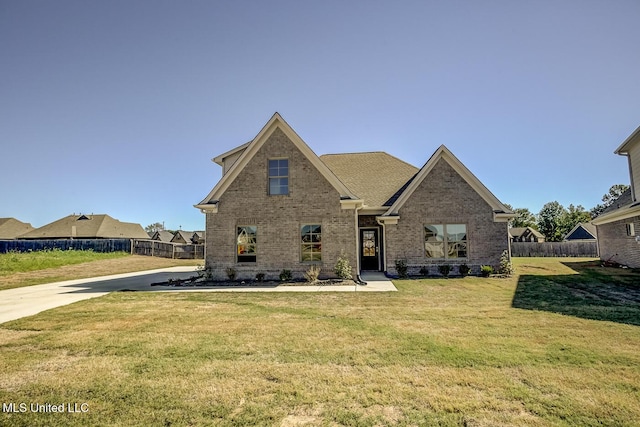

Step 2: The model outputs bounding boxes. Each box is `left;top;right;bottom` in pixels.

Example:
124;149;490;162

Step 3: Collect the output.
1;0;639;231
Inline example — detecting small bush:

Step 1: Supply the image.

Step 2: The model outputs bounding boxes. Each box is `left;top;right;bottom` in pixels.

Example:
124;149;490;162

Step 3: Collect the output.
334;251;353;280
458;264;470;277
304;265;321;283
395;259;408;279
480;265;493;277
225;267;237;281
419;266;429;276
438;264;452;277
255;272;265;282
499;250;514;276
279;269;293;282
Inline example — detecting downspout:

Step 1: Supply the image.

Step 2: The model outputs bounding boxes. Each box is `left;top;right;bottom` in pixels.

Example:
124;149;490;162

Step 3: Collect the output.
376;217;388;274
354;203;365;285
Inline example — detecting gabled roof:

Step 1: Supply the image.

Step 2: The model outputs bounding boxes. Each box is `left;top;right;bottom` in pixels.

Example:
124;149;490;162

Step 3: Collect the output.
509;227;544;239
151;230;174;242
171;230;194;243
382;145;514;221
614;125;640;155
0;218;35;239
19;214;149;239
320;152;418;208
563;222;597;241
196;113;358;211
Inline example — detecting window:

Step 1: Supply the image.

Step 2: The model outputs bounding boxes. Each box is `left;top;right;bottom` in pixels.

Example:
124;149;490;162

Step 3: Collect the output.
269;159;289;195
626;223;635;237
237;226;257;262
425;224;467;259
301;224;322;261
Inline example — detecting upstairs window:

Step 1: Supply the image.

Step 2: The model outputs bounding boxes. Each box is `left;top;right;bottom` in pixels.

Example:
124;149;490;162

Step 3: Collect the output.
269;159;289;195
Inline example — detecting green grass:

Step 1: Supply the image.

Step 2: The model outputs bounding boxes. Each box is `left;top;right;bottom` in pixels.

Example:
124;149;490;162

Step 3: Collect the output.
0;258;639;426
0;249;129;275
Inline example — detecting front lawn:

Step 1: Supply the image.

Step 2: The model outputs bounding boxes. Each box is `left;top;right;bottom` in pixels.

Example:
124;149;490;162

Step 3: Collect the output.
0;258;638;426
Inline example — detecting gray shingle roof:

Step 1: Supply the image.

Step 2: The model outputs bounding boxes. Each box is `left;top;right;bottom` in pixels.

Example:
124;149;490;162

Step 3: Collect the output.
319;152;419;207
0;218;35;239
19;214;149;239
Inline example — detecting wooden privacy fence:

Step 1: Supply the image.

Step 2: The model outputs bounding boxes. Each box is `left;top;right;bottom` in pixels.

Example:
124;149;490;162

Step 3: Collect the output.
133;240;204;259
0;239;132;253
511;241;599;257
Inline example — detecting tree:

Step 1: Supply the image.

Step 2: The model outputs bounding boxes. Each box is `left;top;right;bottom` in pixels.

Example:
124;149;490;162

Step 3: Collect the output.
559;204;591;238
590;184;629;218
145;222;165;233
511;208;538;229
537;201;567;242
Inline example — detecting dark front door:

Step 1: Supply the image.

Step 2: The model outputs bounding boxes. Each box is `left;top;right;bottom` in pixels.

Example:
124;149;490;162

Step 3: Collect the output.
360;228;380;271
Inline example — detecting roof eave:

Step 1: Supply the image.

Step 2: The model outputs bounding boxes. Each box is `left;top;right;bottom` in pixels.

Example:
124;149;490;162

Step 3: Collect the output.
614;125;640;155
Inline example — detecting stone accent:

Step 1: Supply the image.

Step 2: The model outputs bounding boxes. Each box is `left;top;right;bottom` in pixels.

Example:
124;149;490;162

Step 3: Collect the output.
596;215;640;268
384;158;509;276
205;127;357;280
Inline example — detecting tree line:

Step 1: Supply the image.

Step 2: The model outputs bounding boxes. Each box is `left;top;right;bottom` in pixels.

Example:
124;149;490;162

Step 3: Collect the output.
508;184;628;242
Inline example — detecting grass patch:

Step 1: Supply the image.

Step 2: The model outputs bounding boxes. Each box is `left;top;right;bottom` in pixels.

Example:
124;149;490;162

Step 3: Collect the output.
0;258;639;425
0;249;129;275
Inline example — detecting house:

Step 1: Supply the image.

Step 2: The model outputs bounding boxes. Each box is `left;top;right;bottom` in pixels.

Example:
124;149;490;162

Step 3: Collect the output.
19;214;149;240
195;113;514;280
592;125;640;267
171;230;195;244
192;231;205;244
563;222;597;242
150;230;174;242
510;226;545;242
0;218;34;239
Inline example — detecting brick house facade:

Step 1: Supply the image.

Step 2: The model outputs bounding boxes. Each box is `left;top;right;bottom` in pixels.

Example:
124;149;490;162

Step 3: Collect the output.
593;125;640;268
196;113;513;280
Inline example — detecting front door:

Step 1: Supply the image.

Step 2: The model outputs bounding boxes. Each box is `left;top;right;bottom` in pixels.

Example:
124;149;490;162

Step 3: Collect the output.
360;228;380;271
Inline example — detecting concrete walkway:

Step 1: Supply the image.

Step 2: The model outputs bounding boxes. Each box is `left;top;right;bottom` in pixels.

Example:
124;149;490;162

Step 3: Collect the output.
0;269;396;324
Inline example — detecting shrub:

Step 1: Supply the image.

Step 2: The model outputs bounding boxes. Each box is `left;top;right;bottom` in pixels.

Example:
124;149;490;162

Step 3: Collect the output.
196;265;213;281
458;264;470;277
438;264;452;277
395;259;408;279
304;265;321;283
334;251;353;280
480;265;493;277
255;272;265;282
279;269;293;282
419;266;429;276
225;267;237;281
499;250;514;276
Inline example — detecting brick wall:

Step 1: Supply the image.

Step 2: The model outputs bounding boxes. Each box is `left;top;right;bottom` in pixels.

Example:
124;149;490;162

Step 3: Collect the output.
596;215;640;268
384;158;509;276
205;127;357;280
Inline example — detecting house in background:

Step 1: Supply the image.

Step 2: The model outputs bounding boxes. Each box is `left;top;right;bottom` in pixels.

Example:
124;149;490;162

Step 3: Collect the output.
19;214;149;240
592;125;640;267
563;222;597;242
149;230;174;242
509;226;545;242
171;230;196;244
195;113;513;280
0;218;34;239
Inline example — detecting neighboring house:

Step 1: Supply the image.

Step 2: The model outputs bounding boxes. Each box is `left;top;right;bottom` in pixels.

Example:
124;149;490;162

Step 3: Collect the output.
192;231;205;244
195;113;514;280
509;226;545;242
19;214;149;239
0;218;34;239
563;222;597;242
593;125;640;268
171;230;195;244
150;230;174;242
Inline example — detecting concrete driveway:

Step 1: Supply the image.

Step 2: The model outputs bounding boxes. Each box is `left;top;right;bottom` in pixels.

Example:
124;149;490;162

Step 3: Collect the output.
0;267;199;324
0;269;396;325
